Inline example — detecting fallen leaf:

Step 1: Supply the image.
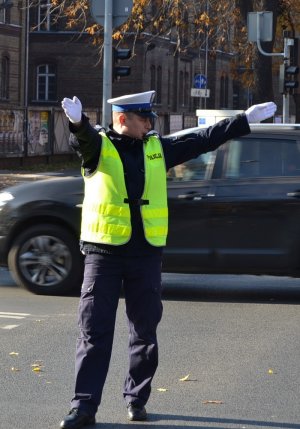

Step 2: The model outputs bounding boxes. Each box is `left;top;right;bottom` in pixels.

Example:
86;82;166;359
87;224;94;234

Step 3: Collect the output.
31;361;43;367
157;388;168;392
203;400;223;405
11;367;20;371
31;362;44;372
9;352;19;356
179;374;190;381
268;369;274;374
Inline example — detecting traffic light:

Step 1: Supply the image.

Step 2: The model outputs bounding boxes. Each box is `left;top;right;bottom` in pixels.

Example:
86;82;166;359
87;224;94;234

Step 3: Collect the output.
285;65;299;92
279;63;299;94
279;37;299;94
113;48;131;80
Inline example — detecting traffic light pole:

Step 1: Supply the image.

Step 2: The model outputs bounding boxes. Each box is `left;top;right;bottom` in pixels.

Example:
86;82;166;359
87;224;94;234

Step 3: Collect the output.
282;37;291;123
248;12;299;123
102;0;113;128
257;31;294;123
89;0;133;127
254;12;291;122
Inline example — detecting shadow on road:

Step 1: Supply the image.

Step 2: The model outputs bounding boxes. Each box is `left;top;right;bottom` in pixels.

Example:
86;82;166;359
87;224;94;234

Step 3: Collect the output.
161;274;300;305
88;412;300;428
2;268;300;304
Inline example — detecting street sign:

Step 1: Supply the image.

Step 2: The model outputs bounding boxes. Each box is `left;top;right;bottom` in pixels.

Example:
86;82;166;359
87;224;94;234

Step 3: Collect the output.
247;11;273;42
191;88;210;98
89;0;133;28
194;74;207;89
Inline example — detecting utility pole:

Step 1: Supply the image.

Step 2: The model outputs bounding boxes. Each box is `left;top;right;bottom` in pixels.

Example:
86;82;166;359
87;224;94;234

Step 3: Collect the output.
88;0;133;127
204;0;209;109
102;0;113;127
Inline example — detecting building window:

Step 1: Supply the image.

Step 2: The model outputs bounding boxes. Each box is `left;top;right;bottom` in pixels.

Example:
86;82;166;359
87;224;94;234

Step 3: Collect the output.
156;66;162;104
38;0;51;31
150;65;163;105
167;69;171;107
225;76;229;107
220;75;229;108
178;67;191;108
184;71;189;107
0;55;9;99
0;0;11;24
150;65;156;93
0;1;4;23
179;71;184;106
36;64;56;101
220;76;225;107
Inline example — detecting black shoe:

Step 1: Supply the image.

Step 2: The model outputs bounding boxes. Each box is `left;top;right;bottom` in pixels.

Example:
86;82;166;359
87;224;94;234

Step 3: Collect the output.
60;408;96;429
127;403;147;421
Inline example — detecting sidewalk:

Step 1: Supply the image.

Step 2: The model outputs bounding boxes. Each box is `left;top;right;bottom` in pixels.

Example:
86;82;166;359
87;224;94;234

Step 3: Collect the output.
0;168;80;191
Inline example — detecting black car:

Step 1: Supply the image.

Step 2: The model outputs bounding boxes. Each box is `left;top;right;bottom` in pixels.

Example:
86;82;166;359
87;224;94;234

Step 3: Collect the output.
1;124;300;295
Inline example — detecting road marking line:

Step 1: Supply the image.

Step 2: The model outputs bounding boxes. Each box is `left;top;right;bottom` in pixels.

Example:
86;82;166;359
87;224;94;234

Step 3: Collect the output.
0;315;25;319
1;325;19;330
0;312;31;328
0;312;30;316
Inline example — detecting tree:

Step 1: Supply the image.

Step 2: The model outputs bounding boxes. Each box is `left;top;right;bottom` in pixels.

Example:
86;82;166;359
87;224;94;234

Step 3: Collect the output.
31;0;300;113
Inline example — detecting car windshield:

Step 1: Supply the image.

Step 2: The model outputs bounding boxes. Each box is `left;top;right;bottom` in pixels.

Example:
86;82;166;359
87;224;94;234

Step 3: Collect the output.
167;151;216;181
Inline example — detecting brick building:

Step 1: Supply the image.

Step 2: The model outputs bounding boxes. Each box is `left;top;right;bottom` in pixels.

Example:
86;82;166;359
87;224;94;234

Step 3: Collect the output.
0;0;26;158
0;0;238;166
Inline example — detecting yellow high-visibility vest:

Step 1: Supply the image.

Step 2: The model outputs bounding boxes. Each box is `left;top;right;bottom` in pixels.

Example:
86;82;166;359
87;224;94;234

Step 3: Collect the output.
80;133;168;246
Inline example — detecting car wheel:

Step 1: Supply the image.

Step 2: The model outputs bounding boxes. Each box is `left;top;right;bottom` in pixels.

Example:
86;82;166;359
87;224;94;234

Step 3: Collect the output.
8;224;83;295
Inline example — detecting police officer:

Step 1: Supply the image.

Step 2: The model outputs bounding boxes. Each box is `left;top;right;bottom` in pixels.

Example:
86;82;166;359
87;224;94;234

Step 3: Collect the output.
60;91;276;429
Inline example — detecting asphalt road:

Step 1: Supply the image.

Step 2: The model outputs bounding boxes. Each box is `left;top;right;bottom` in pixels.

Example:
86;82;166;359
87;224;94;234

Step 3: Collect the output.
1;269;300;429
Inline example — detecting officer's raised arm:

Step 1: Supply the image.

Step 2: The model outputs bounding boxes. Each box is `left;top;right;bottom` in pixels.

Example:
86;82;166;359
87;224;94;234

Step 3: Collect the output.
245;101;277;123
61;96;83;127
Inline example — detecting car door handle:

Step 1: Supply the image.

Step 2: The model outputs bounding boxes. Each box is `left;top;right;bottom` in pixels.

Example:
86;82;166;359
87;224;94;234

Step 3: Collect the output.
178;192;215;200
287;191;300;198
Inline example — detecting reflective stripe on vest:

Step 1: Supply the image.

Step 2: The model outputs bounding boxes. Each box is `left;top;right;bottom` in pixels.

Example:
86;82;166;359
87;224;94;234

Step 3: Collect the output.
80;133;168;246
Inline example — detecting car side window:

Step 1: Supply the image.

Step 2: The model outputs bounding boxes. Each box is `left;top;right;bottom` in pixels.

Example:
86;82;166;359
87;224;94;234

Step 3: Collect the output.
167;151;216;181
225;137;300;178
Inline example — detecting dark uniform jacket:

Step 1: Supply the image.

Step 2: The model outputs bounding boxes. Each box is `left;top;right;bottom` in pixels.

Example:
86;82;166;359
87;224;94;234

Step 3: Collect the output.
70;114;250;257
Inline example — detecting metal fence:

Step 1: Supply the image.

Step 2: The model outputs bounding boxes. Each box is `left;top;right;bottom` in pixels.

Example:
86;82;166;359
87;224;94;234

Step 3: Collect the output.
0;109;24;156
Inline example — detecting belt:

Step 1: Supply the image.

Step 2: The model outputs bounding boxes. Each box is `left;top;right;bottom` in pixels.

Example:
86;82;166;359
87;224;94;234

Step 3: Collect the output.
124;198;149;206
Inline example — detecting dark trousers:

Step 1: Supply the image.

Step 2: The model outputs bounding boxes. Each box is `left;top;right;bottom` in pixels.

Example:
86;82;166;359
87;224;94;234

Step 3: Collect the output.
71;252;163;415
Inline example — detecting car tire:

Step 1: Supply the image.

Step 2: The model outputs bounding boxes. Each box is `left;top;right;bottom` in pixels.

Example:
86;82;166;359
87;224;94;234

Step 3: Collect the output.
8;224;83;295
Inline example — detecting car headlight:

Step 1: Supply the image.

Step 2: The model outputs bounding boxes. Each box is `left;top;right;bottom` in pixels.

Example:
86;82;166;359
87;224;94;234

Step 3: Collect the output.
0;191;14;209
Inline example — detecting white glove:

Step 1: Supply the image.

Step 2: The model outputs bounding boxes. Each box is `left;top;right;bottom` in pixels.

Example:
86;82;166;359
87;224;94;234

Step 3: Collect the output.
245;102;277;123
61;96;82;124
